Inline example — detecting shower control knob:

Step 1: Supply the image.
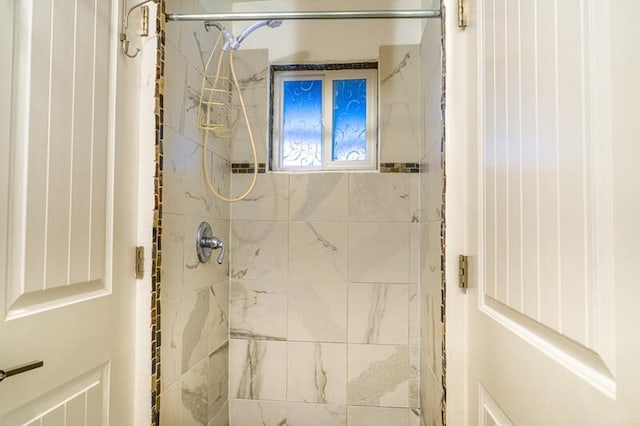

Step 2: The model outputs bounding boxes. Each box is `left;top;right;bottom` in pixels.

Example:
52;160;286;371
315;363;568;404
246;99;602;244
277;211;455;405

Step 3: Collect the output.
196;222;225;265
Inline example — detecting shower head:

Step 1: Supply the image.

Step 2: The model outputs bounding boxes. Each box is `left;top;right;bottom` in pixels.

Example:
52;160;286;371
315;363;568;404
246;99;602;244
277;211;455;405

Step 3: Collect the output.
235;20;283;45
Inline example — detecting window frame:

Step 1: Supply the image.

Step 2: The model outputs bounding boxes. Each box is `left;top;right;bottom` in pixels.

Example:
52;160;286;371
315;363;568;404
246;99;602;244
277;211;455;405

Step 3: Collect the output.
270;65;378;172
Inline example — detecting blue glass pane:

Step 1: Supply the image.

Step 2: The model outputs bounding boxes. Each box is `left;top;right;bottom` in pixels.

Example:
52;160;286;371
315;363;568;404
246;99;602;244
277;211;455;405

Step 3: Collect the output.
282;80;323;167
332;79;367;161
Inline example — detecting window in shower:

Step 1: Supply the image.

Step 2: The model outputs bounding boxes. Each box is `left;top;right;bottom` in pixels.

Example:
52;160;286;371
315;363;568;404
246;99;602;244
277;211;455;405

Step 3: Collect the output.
270;63;378;171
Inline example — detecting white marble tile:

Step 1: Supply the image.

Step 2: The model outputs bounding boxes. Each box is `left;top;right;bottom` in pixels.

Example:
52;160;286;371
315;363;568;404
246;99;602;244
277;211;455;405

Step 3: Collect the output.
231;173;289;221
179;7;213;74
420;373;443;426
348;344;410;407
420;22;443;159
208;152;231;220
208;342;229;421
184;64;207;145
409;223;421;284
160;380;181;426
379;45;421;105
410;174;421;224
161;297;180;389
229;280;287;340
420;288;442;385
409;345;420;409
209;281;229;353
409;285;420;347
349;174;411;223
230;221;288;281
348;284;409;345
289;174;349;222
162;288;211;386
208;401;228;426
288;281;347;343
421;145;443;223
232;49;269;107
286;403;347;426
287;342;347;404
163;129;186;215
230;104;269;164
379;102;421;163
165;0;182;48
289;222;348;282
228;399;286;426
183;216;229;293
163;214;184;300
229;339;287;401
348;223;410;284
182;138;214;217
181;357;209;426
348;406;410;426
165;43;187;134
420;222;440;295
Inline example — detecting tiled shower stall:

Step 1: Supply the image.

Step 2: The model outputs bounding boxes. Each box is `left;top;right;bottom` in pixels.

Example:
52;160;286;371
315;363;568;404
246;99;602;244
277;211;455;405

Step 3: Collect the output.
156;1;444;424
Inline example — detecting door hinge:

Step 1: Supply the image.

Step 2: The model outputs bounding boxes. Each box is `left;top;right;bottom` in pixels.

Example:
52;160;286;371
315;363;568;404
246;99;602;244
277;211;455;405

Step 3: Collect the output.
458;255;468;291
458;0;467;30
135;246;145;279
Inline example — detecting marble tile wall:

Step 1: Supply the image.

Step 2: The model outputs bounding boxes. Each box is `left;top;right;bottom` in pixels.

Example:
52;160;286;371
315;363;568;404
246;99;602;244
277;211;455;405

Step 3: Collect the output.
419;13;446;426
227;45;423;425
161;1;231;425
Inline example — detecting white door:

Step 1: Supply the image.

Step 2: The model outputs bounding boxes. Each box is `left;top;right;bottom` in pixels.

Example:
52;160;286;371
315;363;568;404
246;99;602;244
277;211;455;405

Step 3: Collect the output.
0;0;140;424
446;0;640;424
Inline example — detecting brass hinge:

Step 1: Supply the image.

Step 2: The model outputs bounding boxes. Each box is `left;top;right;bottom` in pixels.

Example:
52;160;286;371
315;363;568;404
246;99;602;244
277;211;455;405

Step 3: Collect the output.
458;255;468;291
135;246;145;279
458;0;467;30
141;5;150;37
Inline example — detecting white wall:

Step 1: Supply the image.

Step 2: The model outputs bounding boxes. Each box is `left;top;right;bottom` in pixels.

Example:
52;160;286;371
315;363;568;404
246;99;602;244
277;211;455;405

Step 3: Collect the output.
228;0;424;62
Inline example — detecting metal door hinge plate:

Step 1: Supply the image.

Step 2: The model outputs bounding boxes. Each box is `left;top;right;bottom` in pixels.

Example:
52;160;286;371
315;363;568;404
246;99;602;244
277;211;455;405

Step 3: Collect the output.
459;255;468;291
458;0;467;30
135;246;145;279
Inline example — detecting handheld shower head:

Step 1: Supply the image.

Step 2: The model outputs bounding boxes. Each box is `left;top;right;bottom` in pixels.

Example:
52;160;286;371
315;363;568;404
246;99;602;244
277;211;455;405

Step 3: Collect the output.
236;20;283;45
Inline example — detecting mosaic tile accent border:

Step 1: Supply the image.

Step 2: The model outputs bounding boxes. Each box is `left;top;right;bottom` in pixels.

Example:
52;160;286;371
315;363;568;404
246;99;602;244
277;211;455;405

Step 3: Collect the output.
151;1;166;425
231;162;267;174
231;162;420;174
379;162;421;173
440;2;448;425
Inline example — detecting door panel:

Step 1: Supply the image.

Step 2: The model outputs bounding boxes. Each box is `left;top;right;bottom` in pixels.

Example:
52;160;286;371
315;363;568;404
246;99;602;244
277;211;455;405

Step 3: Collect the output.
3;365;109;425
477;0;615;395
478;385;512;426
6;0;114;317
0;0;138;423
450;0;640;424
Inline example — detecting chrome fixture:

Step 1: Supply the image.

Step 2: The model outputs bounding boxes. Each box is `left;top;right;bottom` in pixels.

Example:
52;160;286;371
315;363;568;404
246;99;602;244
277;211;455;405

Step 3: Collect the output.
196;222;225;265
166;9;442;23
204;19;283;52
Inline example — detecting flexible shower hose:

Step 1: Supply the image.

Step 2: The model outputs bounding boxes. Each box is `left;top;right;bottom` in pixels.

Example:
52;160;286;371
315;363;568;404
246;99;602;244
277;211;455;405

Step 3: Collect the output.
201;35;258;203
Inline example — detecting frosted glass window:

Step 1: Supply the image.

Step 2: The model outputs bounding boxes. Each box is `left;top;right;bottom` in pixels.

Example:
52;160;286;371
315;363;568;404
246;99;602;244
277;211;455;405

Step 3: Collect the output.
282;80;323;168
332;79;367;161
271;65;377;171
